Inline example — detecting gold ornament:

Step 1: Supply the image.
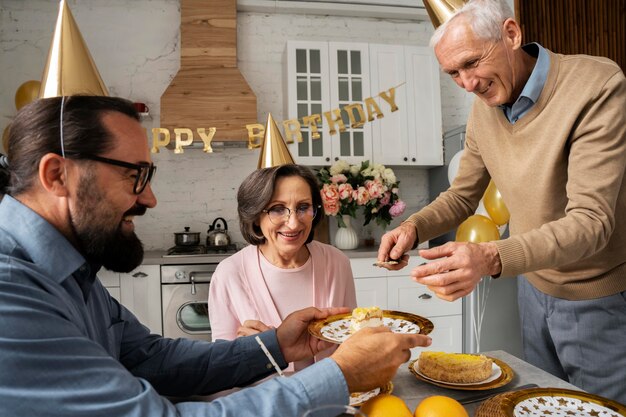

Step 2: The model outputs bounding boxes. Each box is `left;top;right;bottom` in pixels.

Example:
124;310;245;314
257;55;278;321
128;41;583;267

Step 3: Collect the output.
2;124;11;152
39;0;108;98
456;214;500;243
483;180;510;226
257;113;295;169
15;80;41;111
422;0;468;29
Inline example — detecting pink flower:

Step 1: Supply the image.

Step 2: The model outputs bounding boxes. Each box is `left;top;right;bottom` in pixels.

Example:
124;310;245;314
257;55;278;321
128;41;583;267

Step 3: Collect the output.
355;186;371;205
338;183;354;201
378;191;391;207
365;179;385;199
389;200;406;217
320;184;340;216
331;174;348;184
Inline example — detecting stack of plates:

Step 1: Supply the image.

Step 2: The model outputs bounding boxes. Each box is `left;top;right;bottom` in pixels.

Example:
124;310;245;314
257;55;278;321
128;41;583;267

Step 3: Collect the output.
475;387;626;417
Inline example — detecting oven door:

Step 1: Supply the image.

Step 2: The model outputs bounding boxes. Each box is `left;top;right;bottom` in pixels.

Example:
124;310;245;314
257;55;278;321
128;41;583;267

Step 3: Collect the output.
162;283;211;341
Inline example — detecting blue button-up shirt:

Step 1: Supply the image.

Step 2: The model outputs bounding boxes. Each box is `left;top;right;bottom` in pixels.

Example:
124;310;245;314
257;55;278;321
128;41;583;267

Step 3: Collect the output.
500;43;550;123
0;195;348;416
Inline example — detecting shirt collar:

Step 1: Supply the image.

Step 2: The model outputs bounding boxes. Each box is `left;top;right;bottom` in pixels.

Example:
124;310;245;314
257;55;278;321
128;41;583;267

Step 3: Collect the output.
499;43;550;121
0;195;98;298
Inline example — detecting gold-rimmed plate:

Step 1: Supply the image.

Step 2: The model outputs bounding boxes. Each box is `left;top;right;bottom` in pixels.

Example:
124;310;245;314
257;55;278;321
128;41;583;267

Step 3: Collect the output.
501;388;626;417
350;381;394;407
408;356;514;391
308;310;434;344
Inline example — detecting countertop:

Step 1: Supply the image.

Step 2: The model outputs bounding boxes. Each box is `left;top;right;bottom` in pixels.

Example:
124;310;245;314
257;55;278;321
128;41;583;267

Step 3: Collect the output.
393;350;580;415
143;243;426;265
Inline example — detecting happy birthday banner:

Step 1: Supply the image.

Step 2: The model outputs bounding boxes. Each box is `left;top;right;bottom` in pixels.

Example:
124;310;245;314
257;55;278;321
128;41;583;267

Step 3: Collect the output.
149;83;404;154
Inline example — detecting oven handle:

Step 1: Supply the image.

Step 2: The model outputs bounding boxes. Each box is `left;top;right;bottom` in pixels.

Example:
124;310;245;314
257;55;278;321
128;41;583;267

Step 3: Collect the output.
190;274;196;295
189;271;213;283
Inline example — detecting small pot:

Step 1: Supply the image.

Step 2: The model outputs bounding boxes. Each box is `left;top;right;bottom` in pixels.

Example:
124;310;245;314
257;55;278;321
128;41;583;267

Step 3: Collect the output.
174;227;200;246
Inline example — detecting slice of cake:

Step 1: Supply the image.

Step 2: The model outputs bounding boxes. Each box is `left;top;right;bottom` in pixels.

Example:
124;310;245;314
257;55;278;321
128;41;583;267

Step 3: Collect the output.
349;306;384;333
418;351;493;383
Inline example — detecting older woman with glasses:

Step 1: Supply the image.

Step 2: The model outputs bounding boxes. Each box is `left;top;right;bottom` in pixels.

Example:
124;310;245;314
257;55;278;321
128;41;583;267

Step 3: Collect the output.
208;164;357;371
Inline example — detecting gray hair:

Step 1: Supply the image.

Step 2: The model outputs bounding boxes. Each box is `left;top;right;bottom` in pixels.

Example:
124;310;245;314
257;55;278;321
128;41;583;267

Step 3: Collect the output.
430;0;515;47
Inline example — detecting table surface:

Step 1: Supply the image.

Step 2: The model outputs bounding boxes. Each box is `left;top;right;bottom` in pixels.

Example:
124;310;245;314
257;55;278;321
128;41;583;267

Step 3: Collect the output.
393;350;581;415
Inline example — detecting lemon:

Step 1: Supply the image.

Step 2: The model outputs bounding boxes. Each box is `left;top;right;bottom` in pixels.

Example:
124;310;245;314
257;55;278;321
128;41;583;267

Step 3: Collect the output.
414;395;468;417
360;393;413;417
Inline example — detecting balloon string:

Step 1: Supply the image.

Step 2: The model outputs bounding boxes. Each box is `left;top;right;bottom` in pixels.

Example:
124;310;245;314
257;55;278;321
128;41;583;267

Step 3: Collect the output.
472;276;492;352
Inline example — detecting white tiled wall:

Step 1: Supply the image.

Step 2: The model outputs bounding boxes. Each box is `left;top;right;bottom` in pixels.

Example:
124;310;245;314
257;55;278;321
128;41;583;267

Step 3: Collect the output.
0;0;472;250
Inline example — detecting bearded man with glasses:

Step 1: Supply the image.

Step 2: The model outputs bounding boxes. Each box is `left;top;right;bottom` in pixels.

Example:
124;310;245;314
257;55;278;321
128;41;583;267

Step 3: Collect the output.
209;164;358;372
0;96;431;416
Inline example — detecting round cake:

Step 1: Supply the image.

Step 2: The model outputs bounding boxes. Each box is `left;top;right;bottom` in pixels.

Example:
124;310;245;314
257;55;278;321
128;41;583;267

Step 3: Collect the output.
418;351;493;383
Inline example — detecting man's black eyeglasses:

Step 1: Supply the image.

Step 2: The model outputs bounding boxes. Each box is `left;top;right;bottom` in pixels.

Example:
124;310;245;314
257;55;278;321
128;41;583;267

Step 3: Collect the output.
66;153;156;195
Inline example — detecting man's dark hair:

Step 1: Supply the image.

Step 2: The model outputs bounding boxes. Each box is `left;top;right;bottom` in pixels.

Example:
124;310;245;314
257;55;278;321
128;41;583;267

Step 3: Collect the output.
0;96;138;196
238;164;323;245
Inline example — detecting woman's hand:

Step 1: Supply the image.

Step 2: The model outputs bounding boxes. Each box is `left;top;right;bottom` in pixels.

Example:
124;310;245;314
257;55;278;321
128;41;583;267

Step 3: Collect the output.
237;320;272;337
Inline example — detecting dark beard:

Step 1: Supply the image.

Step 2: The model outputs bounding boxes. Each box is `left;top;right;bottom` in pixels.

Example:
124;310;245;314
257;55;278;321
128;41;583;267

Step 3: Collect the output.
71;170;145;273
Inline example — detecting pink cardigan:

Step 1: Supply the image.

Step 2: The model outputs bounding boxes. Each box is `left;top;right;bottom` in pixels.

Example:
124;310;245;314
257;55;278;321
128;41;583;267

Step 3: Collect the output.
208;241;356;363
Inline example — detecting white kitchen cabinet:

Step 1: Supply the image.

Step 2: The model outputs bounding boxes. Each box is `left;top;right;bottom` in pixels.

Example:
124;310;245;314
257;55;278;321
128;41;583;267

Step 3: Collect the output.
120;265;162;335
99;269;121;303
286;41;442;166
287;41;372;165
369;44;443;166
350;256;463;357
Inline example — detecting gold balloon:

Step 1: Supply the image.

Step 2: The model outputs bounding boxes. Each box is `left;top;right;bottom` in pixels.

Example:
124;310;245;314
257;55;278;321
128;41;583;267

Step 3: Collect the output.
2;124;10;152
15;80;41;111
456;214;500;243
483;180;510;226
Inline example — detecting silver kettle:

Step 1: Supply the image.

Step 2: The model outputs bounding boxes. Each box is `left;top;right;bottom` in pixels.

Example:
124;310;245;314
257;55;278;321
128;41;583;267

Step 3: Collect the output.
206;217;231;247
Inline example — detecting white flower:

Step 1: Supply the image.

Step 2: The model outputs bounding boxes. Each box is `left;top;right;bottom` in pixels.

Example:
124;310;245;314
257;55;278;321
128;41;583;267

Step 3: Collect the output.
329;160;350;176
382;168;396;185
349;164;361;176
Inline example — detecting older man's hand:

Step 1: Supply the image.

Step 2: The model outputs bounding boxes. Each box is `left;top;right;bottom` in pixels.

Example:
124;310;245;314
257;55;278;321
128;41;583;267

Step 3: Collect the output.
411;241;502;301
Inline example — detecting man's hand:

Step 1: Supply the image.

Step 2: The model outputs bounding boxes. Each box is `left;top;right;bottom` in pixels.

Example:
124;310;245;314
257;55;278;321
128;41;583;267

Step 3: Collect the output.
377;222;417;270
237;320;272;337
412;241;502;301
331;327;432;392
276;307;349;363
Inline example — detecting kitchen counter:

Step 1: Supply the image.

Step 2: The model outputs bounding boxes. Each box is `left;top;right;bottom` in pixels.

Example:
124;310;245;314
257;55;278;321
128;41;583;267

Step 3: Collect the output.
143;243;427;265
394;350;581;415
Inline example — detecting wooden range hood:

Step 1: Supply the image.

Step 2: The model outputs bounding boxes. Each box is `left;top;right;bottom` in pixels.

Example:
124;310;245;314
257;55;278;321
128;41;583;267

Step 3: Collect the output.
160;0;257;142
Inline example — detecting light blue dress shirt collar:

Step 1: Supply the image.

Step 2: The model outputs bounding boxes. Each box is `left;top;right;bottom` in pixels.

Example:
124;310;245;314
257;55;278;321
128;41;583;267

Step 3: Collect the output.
501;42;550;123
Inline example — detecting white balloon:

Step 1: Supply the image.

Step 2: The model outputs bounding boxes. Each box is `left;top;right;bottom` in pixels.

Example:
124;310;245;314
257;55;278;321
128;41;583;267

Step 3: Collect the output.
447;150;463;185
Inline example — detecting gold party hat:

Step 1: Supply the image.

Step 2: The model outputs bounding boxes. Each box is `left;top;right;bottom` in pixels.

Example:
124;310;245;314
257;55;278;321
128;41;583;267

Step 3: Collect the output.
422;0;467;28
39;0;108;97
257;114;295;169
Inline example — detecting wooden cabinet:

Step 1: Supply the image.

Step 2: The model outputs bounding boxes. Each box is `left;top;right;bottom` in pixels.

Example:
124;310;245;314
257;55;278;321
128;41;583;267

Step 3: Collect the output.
99;265;162;336
351;256;462;358
286;41;442;166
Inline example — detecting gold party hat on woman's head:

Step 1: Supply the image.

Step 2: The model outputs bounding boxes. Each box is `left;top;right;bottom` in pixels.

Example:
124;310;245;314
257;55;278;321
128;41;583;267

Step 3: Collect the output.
40;0;109;97
423;0;468;28
257;114;295;169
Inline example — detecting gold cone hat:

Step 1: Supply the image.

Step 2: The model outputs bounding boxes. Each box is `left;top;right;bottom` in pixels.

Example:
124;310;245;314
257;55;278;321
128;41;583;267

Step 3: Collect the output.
257;114;295;169
423;0;467;28
39;0;108;97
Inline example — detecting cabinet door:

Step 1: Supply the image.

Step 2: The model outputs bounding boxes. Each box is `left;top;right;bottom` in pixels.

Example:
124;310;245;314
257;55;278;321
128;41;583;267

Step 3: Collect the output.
410;315;463;359
369;44;411;165
120;265;162;335
328;42;373;165
354;277;388;309
286;41;333;165
405;46;443;166
387;275;462;317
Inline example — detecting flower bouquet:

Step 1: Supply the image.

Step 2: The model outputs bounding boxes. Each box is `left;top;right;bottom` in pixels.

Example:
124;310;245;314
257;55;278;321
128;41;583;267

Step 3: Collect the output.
318;160;406;228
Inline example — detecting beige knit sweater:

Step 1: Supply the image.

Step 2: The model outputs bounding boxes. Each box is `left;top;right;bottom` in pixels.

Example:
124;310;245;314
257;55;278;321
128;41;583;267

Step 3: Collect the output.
407;50;626;300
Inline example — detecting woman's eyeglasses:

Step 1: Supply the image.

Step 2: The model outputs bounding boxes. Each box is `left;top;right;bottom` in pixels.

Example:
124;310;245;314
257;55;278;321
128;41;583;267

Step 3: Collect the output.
262;204;319;225
66;153;156;194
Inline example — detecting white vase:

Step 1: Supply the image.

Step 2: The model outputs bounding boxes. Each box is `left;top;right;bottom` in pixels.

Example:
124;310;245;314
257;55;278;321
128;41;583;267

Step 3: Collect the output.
334;215;359;250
